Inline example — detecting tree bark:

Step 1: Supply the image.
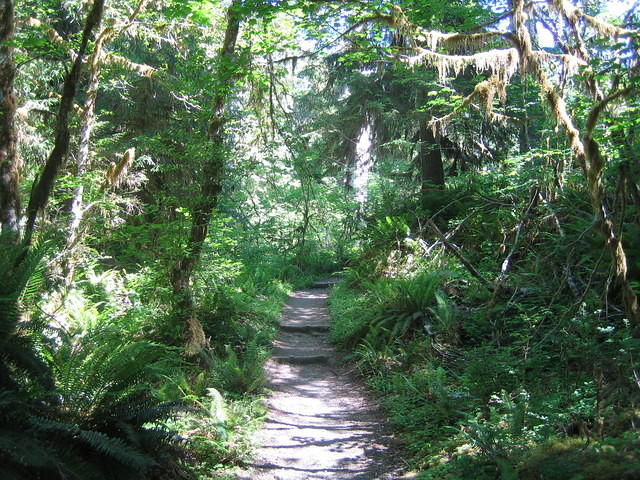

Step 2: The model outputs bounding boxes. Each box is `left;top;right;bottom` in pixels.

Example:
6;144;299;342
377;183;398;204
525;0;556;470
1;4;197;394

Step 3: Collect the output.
0;0;20;239
583;90;639;331
170;1;242;354
23;0;106;245
518;79;530;154
62;28;108;285
419;122;444;209
296;179;312;263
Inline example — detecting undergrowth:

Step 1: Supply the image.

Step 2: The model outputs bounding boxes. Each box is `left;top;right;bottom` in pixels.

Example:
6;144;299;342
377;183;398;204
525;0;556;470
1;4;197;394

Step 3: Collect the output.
0;230;318;479
328;173;640;479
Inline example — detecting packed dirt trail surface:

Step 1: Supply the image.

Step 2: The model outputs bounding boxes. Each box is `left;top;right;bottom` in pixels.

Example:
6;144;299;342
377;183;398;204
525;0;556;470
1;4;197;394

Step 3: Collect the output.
236;280;405;480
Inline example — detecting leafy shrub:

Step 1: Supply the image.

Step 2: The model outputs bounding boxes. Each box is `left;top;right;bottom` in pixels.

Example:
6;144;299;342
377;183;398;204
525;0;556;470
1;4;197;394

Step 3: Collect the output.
196;279;286;354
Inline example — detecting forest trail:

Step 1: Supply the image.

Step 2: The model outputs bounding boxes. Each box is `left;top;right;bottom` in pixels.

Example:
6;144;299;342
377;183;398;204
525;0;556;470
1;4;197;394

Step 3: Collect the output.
236;281;406;480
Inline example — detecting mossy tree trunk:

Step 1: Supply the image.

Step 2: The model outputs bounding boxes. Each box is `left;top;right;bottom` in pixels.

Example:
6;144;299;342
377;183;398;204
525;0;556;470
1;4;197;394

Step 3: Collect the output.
510;0;640;330
170;1;242;354
63;0;149;286
23;0;106;245
0;0;20;240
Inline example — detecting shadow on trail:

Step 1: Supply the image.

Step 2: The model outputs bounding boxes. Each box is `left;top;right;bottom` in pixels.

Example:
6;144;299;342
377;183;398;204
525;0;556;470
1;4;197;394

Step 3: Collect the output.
235;283;407;480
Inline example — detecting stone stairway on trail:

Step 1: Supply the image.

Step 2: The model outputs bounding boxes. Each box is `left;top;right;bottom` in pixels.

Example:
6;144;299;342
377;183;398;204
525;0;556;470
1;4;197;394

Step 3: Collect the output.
235;279;410;480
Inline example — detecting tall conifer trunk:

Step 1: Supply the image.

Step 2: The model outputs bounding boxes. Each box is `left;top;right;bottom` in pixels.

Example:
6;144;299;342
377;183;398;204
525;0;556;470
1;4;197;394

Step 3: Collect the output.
416;83;444;210
419;122;444;209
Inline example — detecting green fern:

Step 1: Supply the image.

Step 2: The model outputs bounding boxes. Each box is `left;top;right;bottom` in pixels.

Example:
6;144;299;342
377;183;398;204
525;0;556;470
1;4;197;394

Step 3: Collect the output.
210;341;268;395
78;430;158;471
0;235;52;392
0;235;65;479
49;337;179;473
0;303;181;480
0;239;196;477
348;272;449;348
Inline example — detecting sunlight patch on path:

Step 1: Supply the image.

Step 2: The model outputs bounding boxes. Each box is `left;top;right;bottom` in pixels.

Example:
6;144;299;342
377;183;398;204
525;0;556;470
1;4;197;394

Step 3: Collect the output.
235;285;405;480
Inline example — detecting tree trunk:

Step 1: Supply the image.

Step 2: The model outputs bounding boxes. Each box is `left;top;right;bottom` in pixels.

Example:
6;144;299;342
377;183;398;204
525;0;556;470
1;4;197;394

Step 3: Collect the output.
170;1;242;354
296;180;311;263
23;0;106;245
62;30;106;285
0;0;20;240
518;77;530;155
584;130;639;332
419;122;444;210
62;1;148;285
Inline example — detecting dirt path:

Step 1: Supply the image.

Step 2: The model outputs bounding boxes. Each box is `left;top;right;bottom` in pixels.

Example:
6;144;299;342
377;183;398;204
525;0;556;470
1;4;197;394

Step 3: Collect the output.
237;282;405;480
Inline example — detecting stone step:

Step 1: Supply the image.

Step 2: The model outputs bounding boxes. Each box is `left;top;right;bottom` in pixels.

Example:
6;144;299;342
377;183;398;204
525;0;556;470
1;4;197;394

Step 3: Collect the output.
280;324;330;333
272;354;331;365
251;462;362;474
311;276;342;289
312;280;338;289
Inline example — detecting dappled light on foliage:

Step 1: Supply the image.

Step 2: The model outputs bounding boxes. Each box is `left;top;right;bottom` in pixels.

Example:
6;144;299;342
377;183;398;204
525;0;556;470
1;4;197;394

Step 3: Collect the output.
1;0;639;478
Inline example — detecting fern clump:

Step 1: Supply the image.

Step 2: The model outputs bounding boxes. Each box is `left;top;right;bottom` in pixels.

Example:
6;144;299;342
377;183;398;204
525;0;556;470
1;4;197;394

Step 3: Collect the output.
0;237;63;478
1;335;183;479
332;271;453;349
0;235;183;479
208;341;268;395
48;338;181;478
